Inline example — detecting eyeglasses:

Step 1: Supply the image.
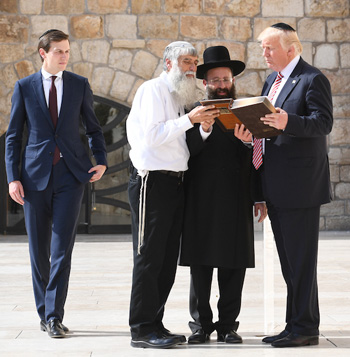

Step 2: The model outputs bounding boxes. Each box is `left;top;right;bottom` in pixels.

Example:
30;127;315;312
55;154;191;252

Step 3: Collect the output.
208;78;233;86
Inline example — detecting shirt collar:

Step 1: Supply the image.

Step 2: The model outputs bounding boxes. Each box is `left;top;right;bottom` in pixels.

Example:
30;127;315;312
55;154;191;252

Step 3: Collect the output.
280;55;300;80
41;68;63;80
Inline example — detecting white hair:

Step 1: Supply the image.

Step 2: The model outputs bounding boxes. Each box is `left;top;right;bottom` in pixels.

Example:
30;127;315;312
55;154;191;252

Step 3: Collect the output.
162;41;197;71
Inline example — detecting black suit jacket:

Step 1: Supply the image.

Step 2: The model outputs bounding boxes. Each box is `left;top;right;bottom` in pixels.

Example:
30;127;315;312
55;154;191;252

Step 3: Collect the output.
261;57;333;208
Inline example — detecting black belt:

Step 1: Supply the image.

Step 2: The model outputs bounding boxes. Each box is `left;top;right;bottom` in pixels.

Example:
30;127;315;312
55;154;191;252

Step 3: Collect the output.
157;170;184;178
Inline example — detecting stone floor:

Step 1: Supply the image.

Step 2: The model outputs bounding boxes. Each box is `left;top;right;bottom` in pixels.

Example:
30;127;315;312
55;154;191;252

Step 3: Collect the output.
0;231;349;356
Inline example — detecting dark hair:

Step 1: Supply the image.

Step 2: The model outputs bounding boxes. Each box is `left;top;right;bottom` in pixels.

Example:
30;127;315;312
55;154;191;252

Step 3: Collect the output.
38;29;69;62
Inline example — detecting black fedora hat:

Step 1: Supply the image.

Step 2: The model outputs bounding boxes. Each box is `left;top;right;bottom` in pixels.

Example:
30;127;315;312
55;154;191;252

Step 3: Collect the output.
196;46;245;79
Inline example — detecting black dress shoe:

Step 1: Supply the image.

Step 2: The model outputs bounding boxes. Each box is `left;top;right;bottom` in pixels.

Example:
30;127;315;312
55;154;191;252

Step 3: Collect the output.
131;331;179;349
47;319;66;338
161;327;186;343
188;329;210;344
40;320;69;333
262;329;290;343
217;330;242;343
272;332;319;347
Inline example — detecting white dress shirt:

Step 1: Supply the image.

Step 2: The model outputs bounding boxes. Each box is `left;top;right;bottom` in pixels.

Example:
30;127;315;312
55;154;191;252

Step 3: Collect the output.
126;71;194;175
41;68;63;115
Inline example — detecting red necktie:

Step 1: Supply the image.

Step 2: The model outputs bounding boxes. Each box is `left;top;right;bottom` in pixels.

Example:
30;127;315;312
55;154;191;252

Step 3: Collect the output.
49;76;60;165
252;72;283;170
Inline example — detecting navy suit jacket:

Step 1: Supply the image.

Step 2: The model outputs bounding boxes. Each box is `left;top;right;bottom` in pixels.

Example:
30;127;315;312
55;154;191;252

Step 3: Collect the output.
261;57;333;208
5;70;107;191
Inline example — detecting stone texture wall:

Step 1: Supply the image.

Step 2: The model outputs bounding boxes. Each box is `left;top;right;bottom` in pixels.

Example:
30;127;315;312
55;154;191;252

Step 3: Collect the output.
0;0;349;230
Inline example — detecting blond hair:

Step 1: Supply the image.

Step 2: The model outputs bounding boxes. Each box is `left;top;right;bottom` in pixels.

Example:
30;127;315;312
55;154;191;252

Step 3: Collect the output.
258;26;302;55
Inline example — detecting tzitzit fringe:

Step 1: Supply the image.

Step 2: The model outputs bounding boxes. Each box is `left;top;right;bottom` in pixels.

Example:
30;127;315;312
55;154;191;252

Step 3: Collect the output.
137;172;149;255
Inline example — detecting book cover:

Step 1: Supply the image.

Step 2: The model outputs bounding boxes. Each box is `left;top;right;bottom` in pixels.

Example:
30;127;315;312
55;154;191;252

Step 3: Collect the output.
229;96;282;138
200;98;242;131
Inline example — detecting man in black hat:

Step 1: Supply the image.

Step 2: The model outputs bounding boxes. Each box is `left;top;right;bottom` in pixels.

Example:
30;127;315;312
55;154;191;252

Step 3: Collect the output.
179;45;267;344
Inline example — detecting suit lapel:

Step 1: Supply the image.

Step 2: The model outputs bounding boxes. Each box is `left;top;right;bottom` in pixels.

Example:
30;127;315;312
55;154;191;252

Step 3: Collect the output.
275;58;304;108
31;70;54;129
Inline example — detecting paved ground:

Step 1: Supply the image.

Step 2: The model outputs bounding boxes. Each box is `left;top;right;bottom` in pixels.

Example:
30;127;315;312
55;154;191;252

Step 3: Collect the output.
0;231;349;356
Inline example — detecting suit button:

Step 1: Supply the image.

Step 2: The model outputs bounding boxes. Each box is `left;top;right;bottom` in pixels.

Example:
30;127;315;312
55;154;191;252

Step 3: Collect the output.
49;152;52;155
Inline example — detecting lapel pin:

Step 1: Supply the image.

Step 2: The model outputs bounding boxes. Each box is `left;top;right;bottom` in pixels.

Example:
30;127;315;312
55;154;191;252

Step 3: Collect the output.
292;80;296;84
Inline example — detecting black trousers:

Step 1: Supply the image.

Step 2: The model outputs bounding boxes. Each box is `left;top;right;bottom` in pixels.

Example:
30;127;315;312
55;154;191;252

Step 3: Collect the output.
128;169;184;338
189;265;246;335
267;202;321;336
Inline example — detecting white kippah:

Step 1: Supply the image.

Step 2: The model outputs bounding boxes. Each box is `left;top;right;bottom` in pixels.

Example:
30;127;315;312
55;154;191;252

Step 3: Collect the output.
166;41;195;50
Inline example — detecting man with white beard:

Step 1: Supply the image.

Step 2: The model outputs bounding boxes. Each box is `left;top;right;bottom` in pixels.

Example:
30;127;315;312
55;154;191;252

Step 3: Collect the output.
126;41;219;349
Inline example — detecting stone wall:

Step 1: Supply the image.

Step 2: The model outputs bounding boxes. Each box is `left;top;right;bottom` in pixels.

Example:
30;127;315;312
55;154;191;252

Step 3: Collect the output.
0;0;349;230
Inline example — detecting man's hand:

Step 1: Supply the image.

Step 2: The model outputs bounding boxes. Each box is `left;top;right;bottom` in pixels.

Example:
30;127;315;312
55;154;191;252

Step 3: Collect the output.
188;105;220;125
89;165;107;183
254;202;267;223
9;180;25;205
234;124;252;143
201;118;215;133
261;108;288;130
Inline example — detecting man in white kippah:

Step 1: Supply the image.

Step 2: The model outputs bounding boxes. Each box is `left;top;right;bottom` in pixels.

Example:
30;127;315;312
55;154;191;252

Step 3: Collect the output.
127;41;219;349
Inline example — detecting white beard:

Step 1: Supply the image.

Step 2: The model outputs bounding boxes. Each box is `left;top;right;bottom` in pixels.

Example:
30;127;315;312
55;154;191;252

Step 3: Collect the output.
167;62;198;108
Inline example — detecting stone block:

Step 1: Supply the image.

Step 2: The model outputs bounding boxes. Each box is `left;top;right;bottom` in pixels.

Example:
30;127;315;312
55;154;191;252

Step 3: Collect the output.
165;0;201;14
127;79;145;105
0;44;25;63
44;0;84;14
87;0;128;14
300;42;313;65
327;19;350;42
153;61;163;78
0;64;18;90
340;166;350;182
20;0;41;14
329;147;350;165
333;95;350;119
92;67;115;96
110;71;135;102
306;0;349;17
69;41;82;63
254;18;297;40
330;164;340;183
205;41;245;62
31;16;69;41
262;0;303;17
138;15;178;39
73;62;94;83
181;16;217;39
330;119;350;146
106;15;137;39
131;51;158;80
323;70;350;95
81;40;110;64
0;15;29;43
325;216;350;230
314;44;339;69
14;60;35;79
132;0;161;14
320;200;345;216
246;42;267;69
146;40;172;58
71;16;103;39
221;18;252;42
340;44;350;68
109;49;133;72
0;91;11;116
0;0;17;13
204;0;260;17
298;18;326;42
113;40;145;49
236;72;263;97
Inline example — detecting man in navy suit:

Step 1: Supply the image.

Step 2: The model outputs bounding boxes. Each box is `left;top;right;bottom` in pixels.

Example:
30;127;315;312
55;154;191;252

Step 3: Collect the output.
236;23;333;347
5;30;107;338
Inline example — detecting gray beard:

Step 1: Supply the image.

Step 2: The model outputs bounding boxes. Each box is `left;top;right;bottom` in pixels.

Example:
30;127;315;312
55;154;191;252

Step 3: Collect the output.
168;64;198;108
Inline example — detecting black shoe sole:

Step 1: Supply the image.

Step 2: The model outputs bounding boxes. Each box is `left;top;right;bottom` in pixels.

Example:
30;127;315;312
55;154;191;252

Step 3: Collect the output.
131;340;178;348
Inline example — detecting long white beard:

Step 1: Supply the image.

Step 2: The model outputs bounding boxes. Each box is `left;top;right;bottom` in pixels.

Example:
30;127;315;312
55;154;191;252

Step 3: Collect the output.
167;63;198;108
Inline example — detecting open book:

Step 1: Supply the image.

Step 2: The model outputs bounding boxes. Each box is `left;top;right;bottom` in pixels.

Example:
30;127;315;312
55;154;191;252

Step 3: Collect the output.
200;96;282;138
